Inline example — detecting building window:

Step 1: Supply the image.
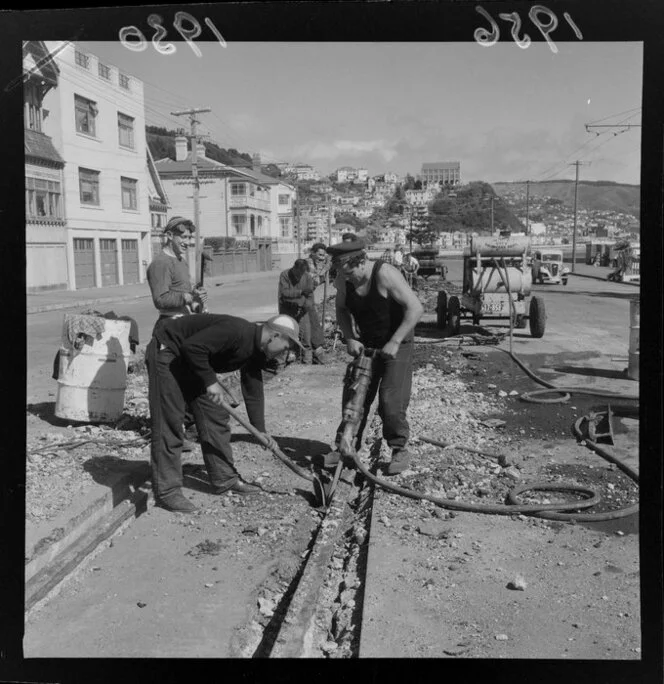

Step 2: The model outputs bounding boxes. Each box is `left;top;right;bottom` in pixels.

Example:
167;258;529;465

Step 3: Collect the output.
26;178;62;219
279;194;290;206
121;177;138;210
279;216;290;238
24;82;42;132
231;215;247;235
98;63;111;80
75;95;98;137
231;183;246;196
79;167;100;205
118;112;135;149
119;73;130;90
75;50;90;69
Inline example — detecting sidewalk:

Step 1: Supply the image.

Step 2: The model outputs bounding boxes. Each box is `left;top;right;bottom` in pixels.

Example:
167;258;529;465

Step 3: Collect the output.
27;269;280;315
568;262;640;286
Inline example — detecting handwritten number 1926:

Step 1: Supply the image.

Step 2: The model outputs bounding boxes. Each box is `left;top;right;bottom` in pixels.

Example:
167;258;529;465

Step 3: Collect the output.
475;5;583;53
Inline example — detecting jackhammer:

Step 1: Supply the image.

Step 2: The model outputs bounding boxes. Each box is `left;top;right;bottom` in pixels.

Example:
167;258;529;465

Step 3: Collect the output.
319;349;377;506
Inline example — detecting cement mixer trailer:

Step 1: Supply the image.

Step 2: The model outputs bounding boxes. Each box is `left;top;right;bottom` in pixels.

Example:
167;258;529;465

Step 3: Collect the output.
436;234;547;338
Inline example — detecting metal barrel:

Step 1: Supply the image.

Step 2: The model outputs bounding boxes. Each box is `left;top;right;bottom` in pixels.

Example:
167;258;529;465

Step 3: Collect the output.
470;235;530;257
55;315;132;423
627;297;639;381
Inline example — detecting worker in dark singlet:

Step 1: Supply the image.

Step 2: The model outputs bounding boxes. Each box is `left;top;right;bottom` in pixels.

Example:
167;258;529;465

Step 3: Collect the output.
326;238;423;475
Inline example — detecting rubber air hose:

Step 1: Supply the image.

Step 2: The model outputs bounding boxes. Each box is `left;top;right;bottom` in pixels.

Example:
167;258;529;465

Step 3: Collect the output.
350;449;600;516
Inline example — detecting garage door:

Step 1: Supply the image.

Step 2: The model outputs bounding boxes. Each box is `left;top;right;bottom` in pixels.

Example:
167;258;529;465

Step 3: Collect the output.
73;238;95;289
121;239;140;284
99;239;118;287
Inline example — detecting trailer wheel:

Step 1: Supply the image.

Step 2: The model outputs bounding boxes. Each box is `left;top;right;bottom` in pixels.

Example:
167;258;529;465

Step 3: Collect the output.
529;296;546;338
447;296;461;335
436;291;448;329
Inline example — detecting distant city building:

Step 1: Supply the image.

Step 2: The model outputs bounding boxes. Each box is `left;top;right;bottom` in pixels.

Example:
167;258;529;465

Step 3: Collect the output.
421;161;461;186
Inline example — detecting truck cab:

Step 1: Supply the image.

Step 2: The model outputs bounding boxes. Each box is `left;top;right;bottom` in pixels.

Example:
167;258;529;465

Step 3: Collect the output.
532;249;569;285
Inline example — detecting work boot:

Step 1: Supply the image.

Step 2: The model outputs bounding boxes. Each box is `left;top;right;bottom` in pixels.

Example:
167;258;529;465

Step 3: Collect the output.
212;479;262;496
155;490;198;513
386;448;411;476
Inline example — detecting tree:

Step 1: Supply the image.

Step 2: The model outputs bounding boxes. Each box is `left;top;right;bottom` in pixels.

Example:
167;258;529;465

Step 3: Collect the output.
414;179;422;190
335;212;366;232
407;217;439;247
403;174;416;191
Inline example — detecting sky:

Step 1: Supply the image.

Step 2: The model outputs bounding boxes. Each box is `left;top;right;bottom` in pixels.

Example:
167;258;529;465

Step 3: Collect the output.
80;40;643;185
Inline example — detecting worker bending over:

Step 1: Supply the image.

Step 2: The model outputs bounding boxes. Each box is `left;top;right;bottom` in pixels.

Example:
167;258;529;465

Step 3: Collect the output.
146;313;303;513
327;238;423;475
278;259;327;364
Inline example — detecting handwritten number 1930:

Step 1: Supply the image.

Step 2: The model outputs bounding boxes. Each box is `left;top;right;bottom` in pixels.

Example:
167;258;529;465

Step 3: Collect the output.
120;12;226;56
475;5;583;53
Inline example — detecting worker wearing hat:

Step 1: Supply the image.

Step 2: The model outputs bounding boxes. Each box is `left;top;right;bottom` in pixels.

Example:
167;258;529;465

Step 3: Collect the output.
326;238;423;475
146;313;303;513
147;216;208;450
146;216;208;328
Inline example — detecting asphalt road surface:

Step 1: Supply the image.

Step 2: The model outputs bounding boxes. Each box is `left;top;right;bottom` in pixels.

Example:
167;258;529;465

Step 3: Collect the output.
27;273;283;404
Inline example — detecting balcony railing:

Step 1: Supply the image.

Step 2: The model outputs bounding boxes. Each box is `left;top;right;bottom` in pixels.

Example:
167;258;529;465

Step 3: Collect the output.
228;195;270;211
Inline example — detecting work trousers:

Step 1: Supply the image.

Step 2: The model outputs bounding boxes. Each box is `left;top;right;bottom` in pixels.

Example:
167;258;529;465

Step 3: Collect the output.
146;340;239;499
336;342;413;452
299;303;326;350
153;315;196;432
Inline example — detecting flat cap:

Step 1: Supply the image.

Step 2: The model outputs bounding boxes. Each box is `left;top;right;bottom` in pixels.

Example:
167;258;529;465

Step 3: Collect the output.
164;216;195;234
326;238;366;262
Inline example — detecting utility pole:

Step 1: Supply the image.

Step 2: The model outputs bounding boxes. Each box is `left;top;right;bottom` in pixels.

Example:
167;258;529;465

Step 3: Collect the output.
490;196;495;233
295;178;301;258
570;160;590;273
171;107;211;284
525;180;530;235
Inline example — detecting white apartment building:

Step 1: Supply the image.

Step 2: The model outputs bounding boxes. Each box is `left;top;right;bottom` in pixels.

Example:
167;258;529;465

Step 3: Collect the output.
421;162;461;186
45;42;153;290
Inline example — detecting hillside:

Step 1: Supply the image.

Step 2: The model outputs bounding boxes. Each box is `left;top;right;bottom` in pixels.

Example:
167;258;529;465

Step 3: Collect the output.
492;180;640;218
146;126;253;168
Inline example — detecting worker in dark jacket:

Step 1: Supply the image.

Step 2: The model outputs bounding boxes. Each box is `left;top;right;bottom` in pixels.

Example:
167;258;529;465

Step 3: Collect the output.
278;259;326;364
146;313;303;513
147;216;207;449
326;238;423;475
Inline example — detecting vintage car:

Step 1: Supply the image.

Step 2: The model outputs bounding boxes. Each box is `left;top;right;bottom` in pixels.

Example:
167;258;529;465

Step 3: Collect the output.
531;249;569;285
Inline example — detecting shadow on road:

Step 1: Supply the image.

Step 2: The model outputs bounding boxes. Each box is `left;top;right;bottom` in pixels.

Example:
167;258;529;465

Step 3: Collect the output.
231;433;330;469
82;455;149;506
552;364;629;380
27;401;71;428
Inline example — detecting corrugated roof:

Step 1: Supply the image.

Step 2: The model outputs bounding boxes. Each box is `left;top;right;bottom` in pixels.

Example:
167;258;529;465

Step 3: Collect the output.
24;129;64;165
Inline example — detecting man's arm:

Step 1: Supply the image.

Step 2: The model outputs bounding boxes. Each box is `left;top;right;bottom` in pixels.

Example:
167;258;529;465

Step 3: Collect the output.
147;259;192;310
278;270;305;302
334;275;355;341
377;263;424;355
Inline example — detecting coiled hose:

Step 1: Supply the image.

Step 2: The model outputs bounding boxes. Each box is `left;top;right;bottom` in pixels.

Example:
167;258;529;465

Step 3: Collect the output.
365;269;640;521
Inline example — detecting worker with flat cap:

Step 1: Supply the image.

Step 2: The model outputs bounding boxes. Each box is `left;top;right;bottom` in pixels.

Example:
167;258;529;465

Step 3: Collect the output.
147;216;208;450
146;313;303;513
326;238;423;475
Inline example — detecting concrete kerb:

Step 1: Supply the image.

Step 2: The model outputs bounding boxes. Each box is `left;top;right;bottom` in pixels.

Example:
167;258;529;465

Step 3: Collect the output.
25;463;152;612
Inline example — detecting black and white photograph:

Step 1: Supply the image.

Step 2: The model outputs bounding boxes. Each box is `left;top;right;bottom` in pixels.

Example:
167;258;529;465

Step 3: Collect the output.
3;0;662;677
